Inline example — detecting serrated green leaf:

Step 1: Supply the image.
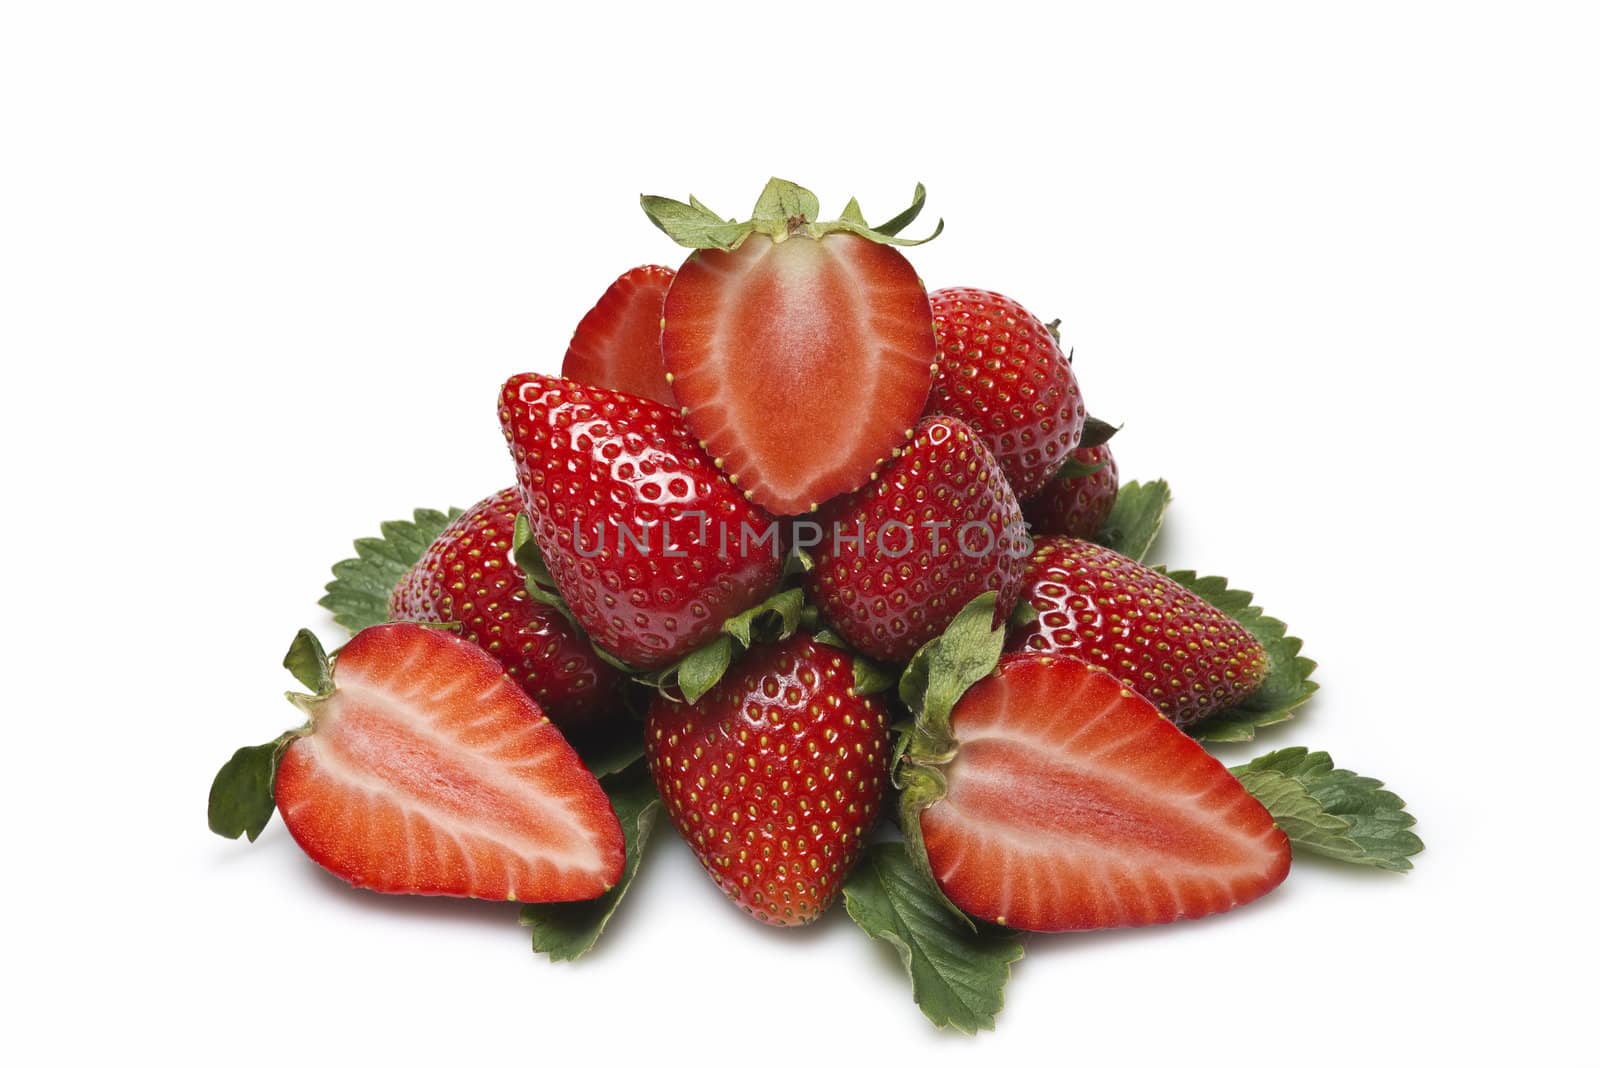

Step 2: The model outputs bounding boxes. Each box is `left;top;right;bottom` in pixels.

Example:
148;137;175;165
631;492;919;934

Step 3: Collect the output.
522;771;663;960
639;195;756;250
1160;569;1319;743
319;506;462;633
843;842;1023;1034
1233;748;1423;871
281;629;331;695
207;732;297;841
1093;479;1169;562
752;177;820;225
898;592;1004;752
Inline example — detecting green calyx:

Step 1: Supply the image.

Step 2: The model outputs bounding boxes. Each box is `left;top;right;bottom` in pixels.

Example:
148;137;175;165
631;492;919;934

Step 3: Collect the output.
640;177;943;251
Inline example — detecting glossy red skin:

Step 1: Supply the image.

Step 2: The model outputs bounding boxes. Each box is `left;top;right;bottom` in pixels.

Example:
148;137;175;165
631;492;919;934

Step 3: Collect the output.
919;653;1290;931
645;634;891;926
388;487;624;735
1007;537;1268;726
662;232;937;515
275;624;625;902
1023;444;1119;538
499;373;783;670
560;265;677;406
806;416;1031;663
927;288;1087;500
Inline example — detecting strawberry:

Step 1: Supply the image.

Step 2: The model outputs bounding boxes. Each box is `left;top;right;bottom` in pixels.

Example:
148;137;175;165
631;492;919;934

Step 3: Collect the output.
645;633;891;926
907;653;1290;931
388;487;624;735
926;287;1087;500
273;623;626;901
805;416;1031;663
1008;536;1268;726
499;372;783;670
643;179;941;515
560;264;676;406
1023;442;1119;538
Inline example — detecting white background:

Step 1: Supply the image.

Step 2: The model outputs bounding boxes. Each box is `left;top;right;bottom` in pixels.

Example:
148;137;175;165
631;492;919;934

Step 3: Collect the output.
4;1;1596;1063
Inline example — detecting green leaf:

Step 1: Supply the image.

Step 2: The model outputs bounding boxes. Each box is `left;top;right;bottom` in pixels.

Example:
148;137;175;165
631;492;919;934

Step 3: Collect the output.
675;636;733;704
1233;749;1423;871
1077;415;1120;450
720;586;804;648
1052;456;1106;481
1093;479;1170;562
319;506;462;633
1159;569;1319;743
639;194;756;250
207;732;297;841
843;842;1023;1034
872;182;928;237
898;592;1004;753
522;771;663;960
281;629;332;696
576;731;646;781
852;655;899;696
752;177;820;225
840;196;868;227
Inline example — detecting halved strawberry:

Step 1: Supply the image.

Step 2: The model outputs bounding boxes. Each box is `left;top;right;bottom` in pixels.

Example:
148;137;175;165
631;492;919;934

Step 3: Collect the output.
273;624;625;901
907;653;1290;931
644;179;941;514
560;265;676;406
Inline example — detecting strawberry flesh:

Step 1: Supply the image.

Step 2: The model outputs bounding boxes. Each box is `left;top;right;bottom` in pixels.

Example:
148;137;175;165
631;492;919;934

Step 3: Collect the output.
274;624;625;901
662;233;937;514
918;653;1290;931
560;265;676;406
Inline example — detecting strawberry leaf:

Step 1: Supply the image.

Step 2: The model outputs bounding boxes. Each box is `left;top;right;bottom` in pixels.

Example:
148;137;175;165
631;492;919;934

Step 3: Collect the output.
1233;748;1423;871
207;732;297;841
1158;569;1319;742
1093;479;1169;562
1077;415;1120;449
898;592;1005;752
521;769;663;960
843;841;1024;1034
637;586;808;702
281;629;332;696
639;194;755;250
320;507;463;633
872;182;929;237
673;636;734;704
751;177;820;225
852;654;899;696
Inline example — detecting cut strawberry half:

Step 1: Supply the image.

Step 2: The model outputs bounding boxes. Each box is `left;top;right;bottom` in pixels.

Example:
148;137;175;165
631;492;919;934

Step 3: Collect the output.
560;264;676;406
273;623;625;902
906;653;1290;931
644;179;941;514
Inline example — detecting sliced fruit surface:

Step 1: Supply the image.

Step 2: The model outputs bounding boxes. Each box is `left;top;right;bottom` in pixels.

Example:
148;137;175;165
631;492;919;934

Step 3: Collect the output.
916;653;1290;931
560;264;676;406
274;623;625;902
662;231;937;514
499;373;783;670
1008;536;1268;726
927;288;1086;500
807;415;1030;663
389;486;623;733
645;633;891;926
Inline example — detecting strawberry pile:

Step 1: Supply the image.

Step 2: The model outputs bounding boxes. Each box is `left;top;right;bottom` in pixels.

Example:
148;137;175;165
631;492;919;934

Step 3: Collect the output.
209;180;1422;1032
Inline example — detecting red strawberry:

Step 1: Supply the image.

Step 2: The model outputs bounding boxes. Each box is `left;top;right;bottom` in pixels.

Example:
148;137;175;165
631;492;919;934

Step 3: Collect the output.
927;287;1087;499
499;373;783;670
649;181;939;515
645;634;891;925
805;416;1031;663
388;487;623;735
274;623;626;901
911;653;1290;931
1023;443;1119;537
560;265;676;406
1008;536;1268;726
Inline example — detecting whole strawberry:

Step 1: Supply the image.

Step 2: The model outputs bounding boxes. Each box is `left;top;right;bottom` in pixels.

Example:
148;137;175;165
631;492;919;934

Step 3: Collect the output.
926;287;1086;499
1008;536;1268;725
500;373;783;670
1024;442;1119;538
389;487;623;734
645;634;891;926
806;416;1030;663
